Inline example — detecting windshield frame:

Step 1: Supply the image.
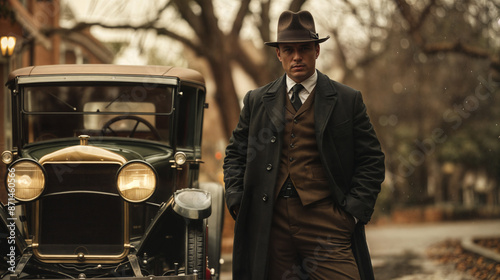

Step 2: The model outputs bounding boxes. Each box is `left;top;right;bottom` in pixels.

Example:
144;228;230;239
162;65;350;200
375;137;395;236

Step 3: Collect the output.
15;74;179;147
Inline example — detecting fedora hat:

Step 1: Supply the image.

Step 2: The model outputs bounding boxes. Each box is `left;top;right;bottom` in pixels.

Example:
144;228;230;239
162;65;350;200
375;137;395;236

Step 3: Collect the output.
265;10;329;47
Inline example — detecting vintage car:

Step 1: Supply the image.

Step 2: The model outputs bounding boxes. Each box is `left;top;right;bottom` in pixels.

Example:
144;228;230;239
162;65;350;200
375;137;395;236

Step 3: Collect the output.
0;65;224;280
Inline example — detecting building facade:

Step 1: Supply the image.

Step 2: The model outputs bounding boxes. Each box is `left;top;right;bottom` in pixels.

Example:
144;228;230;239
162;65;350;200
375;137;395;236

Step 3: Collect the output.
0;0;114;202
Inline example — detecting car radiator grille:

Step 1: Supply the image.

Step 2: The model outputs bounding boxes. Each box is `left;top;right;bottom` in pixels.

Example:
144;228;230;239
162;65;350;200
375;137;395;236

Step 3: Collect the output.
37;163;125;256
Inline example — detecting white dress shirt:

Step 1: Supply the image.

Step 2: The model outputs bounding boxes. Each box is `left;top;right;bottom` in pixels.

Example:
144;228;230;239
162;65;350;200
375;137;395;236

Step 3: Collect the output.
286;70;318;104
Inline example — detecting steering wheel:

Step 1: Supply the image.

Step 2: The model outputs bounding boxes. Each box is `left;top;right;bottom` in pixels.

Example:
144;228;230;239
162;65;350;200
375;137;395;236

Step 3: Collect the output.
100;115;161;140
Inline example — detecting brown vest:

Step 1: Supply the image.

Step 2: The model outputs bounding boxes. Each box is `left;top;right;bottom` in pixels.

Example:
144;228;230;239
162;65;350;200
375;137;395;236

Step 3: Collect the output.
275;89;332;205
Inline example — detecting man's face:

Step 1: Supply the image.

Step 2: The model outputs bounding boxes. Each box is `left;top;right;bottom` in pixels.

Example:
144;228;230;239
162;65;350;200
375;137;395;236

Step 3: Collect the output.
276;42;319;83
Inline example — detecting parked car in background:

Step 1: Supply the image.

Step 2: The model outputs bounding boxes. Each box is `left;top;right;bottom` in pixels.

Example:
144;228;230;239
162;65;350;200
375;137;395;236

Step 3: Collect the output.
0;64;224;280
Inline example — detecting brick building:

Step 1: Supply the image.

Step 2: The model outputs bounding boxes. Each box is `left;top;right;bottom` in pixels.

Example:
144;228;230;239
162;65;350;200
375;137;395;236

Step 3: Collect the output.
0;0;113;201
1;0;113;148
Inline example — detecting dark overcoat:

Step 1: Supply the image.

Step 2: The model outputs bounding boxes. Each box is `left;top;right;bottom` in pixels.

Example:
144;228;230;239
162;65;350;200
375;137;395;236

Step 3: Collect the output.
223;71;385;280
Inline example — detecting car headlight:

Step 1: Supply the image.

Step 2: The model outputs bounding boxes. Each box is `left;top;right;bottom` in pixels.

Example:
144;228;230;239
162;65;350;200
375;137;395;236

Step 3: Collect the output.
7;160;45;201
116;161;157;203
173;189;211;219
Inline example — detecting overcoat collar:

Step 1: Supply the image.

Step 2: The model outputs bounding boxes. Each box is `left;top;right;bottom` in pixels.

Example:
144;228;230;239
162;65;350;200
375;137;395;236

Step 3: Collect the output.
261;71;338;136
314;71;338;139
262;75;287;133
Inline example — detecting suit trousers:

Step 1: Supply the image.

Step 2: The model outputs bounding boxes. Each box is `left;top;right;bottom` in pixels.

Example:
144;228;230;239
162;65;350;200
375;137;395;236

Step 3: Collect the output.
267;196;360;280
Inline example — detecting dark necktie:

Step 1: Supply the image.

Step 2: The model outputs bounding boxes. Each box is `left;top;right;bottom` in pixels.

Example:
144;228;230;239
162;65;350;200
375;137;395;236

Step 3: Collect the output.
290;84;304;111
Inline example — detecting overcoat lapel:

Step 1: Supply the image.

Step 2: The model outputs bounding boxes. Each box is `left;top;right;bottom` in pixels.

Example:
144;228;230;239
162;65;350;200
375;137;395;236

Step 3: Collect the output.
262;76;287;133
313;72;349;203
314;72;337;141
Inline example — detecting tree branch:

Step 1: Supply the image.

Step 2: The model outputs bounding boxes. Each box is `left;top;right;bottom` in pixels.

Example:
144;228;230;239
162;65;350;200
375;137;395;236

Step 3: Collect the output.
415;0;437;31
150;1;172;23
394;0;414;25
288;0;307;12
170;0;203;39
392;0;498;78
230;0;251;40
422;40;491;59
393;0;434;41
154;26;203;54
330;28;349;74
259;0;271;43
66;21;202;55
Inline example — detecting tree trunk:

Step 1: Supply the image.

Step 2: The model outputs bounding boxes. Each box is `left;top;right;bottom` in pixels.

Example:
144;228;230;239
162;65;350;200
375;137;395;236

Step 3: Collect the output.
206;56;241;140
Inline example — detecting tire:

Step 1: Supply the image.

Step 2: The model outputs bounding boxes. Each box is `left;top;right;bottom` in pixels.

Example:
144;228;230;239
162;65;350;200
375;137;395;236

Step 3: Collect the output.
186;219;206;278
200;182;224;280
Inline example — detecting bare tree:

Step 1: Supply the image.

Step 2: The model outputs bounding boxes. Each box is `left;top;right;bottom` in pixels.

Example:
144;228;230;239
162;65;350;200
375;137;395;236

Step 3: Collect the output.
311;0;499;209
28;0;499;215
393;0;500;79
61;0;307;139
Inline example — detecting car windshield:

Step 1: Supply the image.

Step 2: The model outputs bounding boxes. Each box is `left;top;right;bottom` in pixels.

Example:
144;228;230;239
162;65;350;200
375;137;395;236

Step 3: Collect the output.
21;82;174;144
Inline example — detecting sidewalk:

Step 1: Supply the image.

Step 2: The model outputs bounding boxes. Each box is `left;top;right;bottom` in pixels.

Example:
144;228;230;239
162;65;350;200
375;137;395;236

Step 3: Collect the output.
366;219;500;279
219;219;500;279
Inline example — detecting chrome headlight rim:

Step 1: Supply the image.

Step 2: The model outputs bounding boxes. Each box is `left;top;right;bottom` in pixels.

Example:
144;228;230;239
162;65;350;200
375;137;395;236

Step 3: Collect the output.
6;159;46;202
116;160;158;203
173;188;212;220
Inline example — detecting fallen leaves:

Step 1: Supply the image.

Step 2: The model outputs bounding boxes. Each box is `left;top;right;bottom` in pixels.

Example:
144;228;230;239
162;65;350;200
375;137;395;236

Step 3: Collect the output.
427;238;500;280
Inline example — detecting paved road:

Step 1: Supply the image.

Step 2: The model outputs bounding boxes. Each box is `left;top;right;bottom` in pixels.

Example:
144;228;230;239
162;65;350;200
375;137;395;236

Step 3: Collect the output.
219;219;500;279
367;219;500;256
367;219;500;279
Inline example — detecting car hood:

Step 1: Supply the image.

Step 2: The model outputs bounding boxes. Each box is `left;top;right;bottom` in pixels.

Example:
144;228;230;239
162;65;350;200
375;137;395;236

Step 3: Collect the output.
20;138;173;164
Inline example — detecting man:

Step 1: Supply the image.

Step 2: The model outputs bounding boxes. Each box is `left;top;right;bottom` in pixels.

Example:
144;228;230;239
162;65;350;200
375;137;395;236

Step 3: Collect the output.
223;10;385;280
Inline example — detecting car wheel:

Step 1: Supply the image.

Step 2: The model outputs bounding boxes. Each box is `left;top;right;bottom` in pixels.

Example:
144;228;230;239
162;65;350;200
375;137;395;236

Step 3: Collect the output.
200;182;224;280
186;219;206;278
